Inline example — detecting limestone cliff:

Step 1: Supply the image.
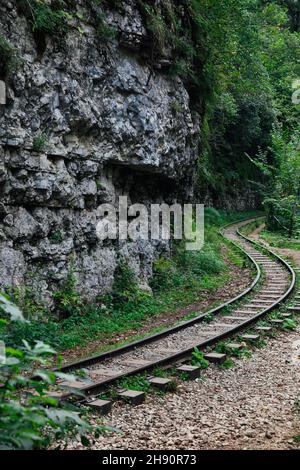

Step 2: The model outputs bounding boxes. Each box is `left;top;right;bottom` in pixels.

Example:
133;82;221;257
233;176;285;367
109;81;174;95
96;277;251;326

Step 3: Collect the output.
0;0;200;304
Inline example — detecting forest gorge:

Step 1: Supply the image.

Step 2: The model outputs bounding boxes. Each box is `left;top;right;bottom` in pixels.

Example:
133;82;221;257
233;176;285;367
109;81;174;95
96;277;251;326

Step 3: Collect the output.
0;0;299;450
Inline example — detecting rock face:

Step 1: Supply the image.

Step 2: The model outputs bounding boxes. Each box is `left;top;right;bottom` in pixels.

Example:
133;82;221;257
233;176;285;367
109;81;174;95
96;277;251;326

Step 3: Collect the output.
0;1;200;305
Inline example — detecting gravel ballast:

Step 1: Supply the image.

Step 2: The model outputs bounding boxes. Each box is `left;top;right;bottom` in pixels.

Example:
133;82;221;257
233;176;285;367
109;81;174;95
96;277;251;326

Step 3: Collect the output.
71;326;300;450
67;236;300;450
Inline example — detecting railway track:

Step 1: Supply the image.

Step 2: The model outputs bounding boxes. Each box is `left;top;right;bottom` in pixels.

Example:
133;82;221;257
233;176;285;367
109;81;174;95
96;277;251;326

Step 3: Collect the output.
54;217;297;409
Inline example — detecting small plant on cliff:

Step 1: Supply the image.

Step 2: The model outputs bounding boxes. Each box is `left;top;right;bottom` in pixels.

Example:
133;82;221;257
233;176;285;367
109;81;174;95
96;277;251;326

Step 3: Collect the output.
95;10;117;41
141;3;167;54
17;0;70;36
32;133;48;152
0;35;18;79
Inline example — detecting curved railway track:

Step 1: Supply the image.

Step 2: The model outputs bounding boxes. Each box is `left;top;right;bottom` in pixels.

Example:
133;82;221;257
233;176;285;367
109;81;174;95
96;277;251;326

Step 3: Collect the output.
56;217;296;403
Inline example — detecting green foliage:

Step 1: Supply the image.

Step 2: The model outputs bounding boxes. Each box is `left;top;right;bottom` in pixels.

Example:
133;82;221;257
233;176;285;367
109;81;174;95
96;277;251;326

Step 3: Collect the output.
17;0;71;36
32;133;48;152
1;213;254;354
248;125;300;237
215;341;251;359
111;260;144;308
0;35;18;79
191;347;210;369
220;358;235;369
0;304;104;450
49;230;64;244
151;367;171;378
259;229;300;249
117;374;150;393
195;0;300;201
203;313;214;323
95;11;117;41
140;2;168;54
170;100;184;115
7;286;46;321
150;217;227;294
282;318;297;331
3;319;61;349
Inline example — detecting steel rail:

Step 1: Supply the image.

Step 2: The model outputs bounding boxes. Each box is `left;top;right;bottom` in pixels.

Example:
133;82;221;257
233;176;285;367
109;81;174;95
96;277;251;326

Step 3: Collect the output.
58;217;262;373
57;216;296;398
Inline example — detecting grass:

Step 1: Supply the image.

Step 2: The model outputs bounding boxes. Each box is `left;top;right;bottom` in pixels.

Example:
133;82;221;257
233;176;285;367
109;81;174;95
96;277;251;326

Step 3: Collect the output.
1;210;259;354
259;229;300;250
116;373;177;394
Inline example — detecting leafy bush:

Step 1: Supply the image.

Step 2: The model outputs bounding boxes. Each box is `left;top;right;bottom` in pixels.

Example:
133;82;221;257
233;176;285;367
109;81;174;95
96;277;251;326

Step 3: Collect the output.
0;293;103;450
111;260;141;307
249;125;300;237
53;269;83;319
150;257;178;291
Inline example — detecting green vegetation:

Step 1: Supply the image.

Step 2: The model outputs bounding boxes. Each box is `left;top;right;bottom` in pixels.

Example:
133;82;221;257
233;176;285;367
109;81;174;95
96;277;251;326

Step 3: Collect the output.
7;286;46;321
192;0;300;211
17;0;71;35
249;126;300;237
191;347;209;369
215;341;252;359
0;35;18;79
32;133;48;152
282;318;297;331
52;268;83;319
17;0;117;44
94;10;117;41
0;211;253;353
14;2;299;227
116;372;177;394
259;229;300;250
0;295;105;450
117;374;151;393
219;358;235;370
49;230;64;244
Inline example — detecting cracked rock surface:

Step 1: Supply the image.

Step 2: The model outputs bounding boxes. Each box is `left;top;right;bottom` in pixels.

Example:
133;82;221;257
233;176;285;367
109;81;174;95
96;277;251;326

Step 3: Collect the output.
0;0;200;302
